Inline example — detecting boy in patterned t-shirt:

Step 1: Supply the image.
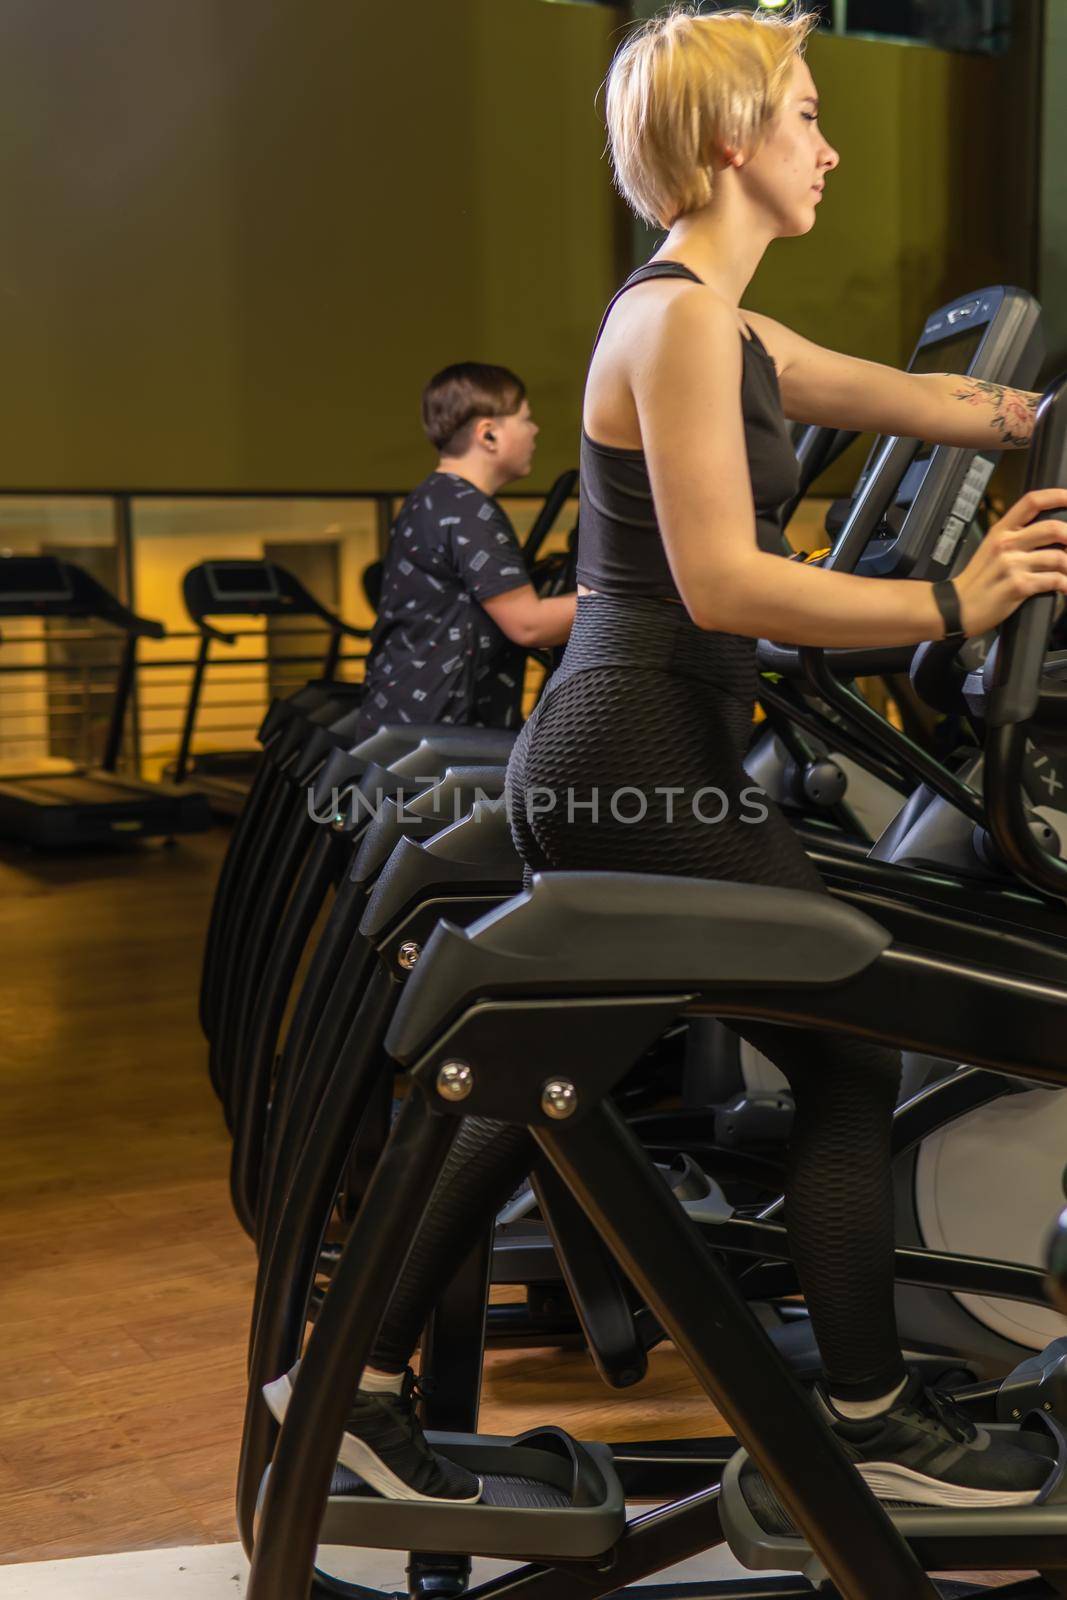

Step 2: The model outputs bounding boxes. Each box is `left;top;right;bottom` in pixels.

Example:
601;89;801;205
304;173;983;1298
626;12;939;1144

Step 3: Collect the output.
355;363;576;735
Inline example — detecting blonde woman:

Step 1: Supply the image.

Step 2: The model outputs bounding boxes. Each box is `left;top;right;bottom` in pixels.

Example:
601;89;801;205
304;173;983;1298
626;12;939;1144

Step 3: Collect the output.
267;6;1063;1507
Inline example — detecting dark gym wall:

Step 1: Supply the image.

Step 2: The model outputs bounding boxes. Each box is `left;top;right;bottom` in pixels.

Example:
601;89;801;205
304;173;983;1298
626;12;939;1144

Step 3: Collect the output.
0;0;624;494
1039;0;1067;372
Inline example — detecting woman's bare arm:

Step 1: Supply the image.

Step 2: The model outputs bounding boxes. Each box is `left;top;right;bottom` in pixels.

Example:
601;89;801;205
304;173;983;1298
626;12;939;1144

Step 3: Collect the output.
745;311;1040;450
634;290;1067;644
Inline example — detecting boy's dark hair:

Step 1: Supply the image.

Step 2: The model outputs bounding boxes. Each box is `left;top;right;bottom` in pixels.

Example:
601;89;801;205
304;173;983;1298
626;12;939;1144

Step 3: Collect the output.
421;362;526;454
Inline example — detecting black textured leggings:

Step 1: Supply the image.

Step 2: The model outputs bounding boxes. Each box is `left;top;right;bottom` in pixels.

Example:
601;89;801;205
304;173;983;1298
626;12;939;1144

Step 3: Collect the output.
372;600;906;1401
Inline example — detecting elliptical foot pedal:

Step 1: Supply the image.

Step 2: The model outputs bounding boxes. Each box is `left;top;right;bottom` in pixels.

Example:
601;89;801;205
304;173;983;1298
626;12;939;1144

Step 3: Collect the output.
718;1413;1067;1586
310;1426;624;1560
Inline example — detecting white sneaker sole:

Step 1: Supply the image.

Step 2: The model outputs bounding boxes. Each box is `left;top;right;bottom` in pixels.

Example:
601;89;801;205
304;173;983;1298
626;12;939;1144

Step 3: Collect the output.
858;1461;1044;1509
261;1371;483;1506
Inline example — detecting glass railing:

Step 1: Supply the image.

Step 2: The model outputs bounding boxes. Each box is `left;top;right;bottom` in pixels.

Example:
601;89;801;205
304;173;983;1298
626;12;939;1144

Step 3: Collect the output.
0;487;577;781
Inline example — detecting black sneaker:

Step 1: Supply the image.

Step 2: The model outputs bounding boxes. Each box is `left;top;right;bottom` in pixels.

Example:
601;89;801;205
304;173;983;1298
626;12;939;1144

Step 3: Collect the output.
262;1364;482;1504
817;1369;1053;1509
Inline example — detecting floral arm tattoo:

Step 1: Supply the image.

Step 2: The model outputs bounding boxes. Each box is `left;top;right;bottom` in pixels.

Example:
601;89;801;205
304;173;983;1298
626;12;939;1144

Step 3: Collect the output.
949;377;1039;448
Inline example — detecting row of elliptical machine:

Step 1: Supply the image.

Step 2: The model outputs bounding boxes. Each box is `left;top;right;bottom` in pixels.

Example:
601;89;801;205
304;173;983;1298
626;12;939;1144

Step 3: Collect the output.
240;368;1067;1600
220;416;860;1304
232;283;1067;1491
235;291;1067;1600
226;279;1027;1246
198;470;578;1131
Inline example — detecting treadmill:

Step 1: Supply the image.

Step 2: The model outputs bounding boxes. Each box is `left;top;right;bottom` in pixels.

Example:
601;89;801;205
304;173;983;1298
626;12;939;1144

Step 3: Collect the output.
0;555;210;848
171;559;372;816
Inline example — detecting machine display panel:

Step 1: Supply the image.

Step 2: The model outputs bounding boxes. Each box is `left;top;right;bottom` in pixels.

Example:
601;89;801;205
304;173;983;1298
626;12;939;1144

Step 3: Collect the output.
0;556;74;601
205;564;280;602
908;324;986;377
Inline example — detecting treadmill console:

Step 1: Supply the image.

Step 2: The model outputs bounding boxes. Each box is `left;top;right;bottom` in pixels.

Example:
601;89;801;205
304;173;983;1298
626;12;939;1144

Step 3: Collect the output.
0;555;75;604
203;561;281;605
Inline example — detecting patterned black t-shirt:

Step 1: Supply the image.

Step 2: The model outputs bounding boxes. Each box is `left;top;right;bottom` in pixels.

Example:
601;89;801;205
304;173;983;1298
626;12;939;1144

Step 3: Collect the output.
359;471;531;731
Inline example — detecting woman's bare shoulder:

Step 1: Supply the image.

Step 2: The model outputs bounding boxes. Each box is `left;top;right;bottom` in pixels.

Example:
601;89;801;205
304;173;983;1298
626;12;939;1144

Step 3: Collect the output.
641;283;748;377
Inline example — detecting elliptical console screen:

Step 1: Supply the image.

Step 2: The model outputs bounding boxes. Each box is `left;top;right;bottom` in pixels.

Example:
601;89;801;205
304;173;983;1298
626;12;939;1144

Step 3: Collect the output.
206;563;280;602
908;325;985;377
0;556;74;601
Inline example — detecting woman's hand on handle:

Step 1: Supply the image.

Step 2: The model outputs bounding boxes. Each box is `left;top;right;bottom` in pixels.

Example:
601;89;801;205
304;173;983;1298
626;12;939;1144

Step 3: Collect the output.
954;488;1067;636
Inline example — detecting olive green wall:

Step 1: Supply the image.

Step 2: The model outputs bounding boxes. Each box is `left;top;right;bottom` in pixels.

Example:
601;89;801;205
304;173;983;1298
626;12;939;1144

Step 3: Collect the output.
742;26;1040;494
0;3;1042;497
748;29;1037;370
0;0;622;493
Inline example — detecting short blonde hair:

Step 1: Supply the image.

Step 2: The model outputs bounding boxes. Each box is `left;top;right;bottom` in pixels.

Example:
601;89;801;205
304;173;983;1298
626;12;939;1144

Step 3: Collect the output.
605;5;818;229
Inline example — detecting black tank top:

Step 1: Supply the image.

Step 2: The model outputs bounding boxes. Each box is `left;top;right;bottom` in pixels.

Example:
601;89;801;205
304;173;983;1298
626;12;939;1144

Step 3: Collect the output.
576;261;800;602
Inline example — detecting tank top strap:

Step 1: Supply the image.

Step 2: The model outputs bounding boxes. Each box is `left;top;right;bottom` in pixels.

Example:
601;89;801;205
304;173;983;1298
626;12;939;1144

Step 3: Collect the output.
589;259;705;357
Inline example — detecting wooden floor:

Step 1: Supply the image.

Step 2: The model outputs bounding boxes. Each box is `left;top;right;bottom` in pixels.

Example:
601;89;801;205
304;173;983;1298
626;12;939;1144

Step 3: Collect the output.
0;826;730;1567
0;825;1024;1586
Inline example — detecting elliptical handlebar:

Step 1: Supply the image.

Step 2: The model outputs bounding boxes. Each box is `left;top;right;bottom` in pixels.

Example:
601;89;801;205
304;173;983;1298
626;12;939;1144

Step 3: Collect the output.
777;423;858;534
983;374;1067;898
521;468;579;566
756;434;922;681
909;633;978;715
1048;1205;1067;1315
759;639;914;680
793;423;859;491
820;434;921;575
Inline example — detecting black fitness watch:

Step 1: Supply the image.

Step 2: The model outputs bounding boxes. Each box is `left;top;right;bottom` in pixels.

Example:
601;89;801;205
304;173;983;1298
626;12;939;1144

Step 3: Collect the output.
931;579;967;642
